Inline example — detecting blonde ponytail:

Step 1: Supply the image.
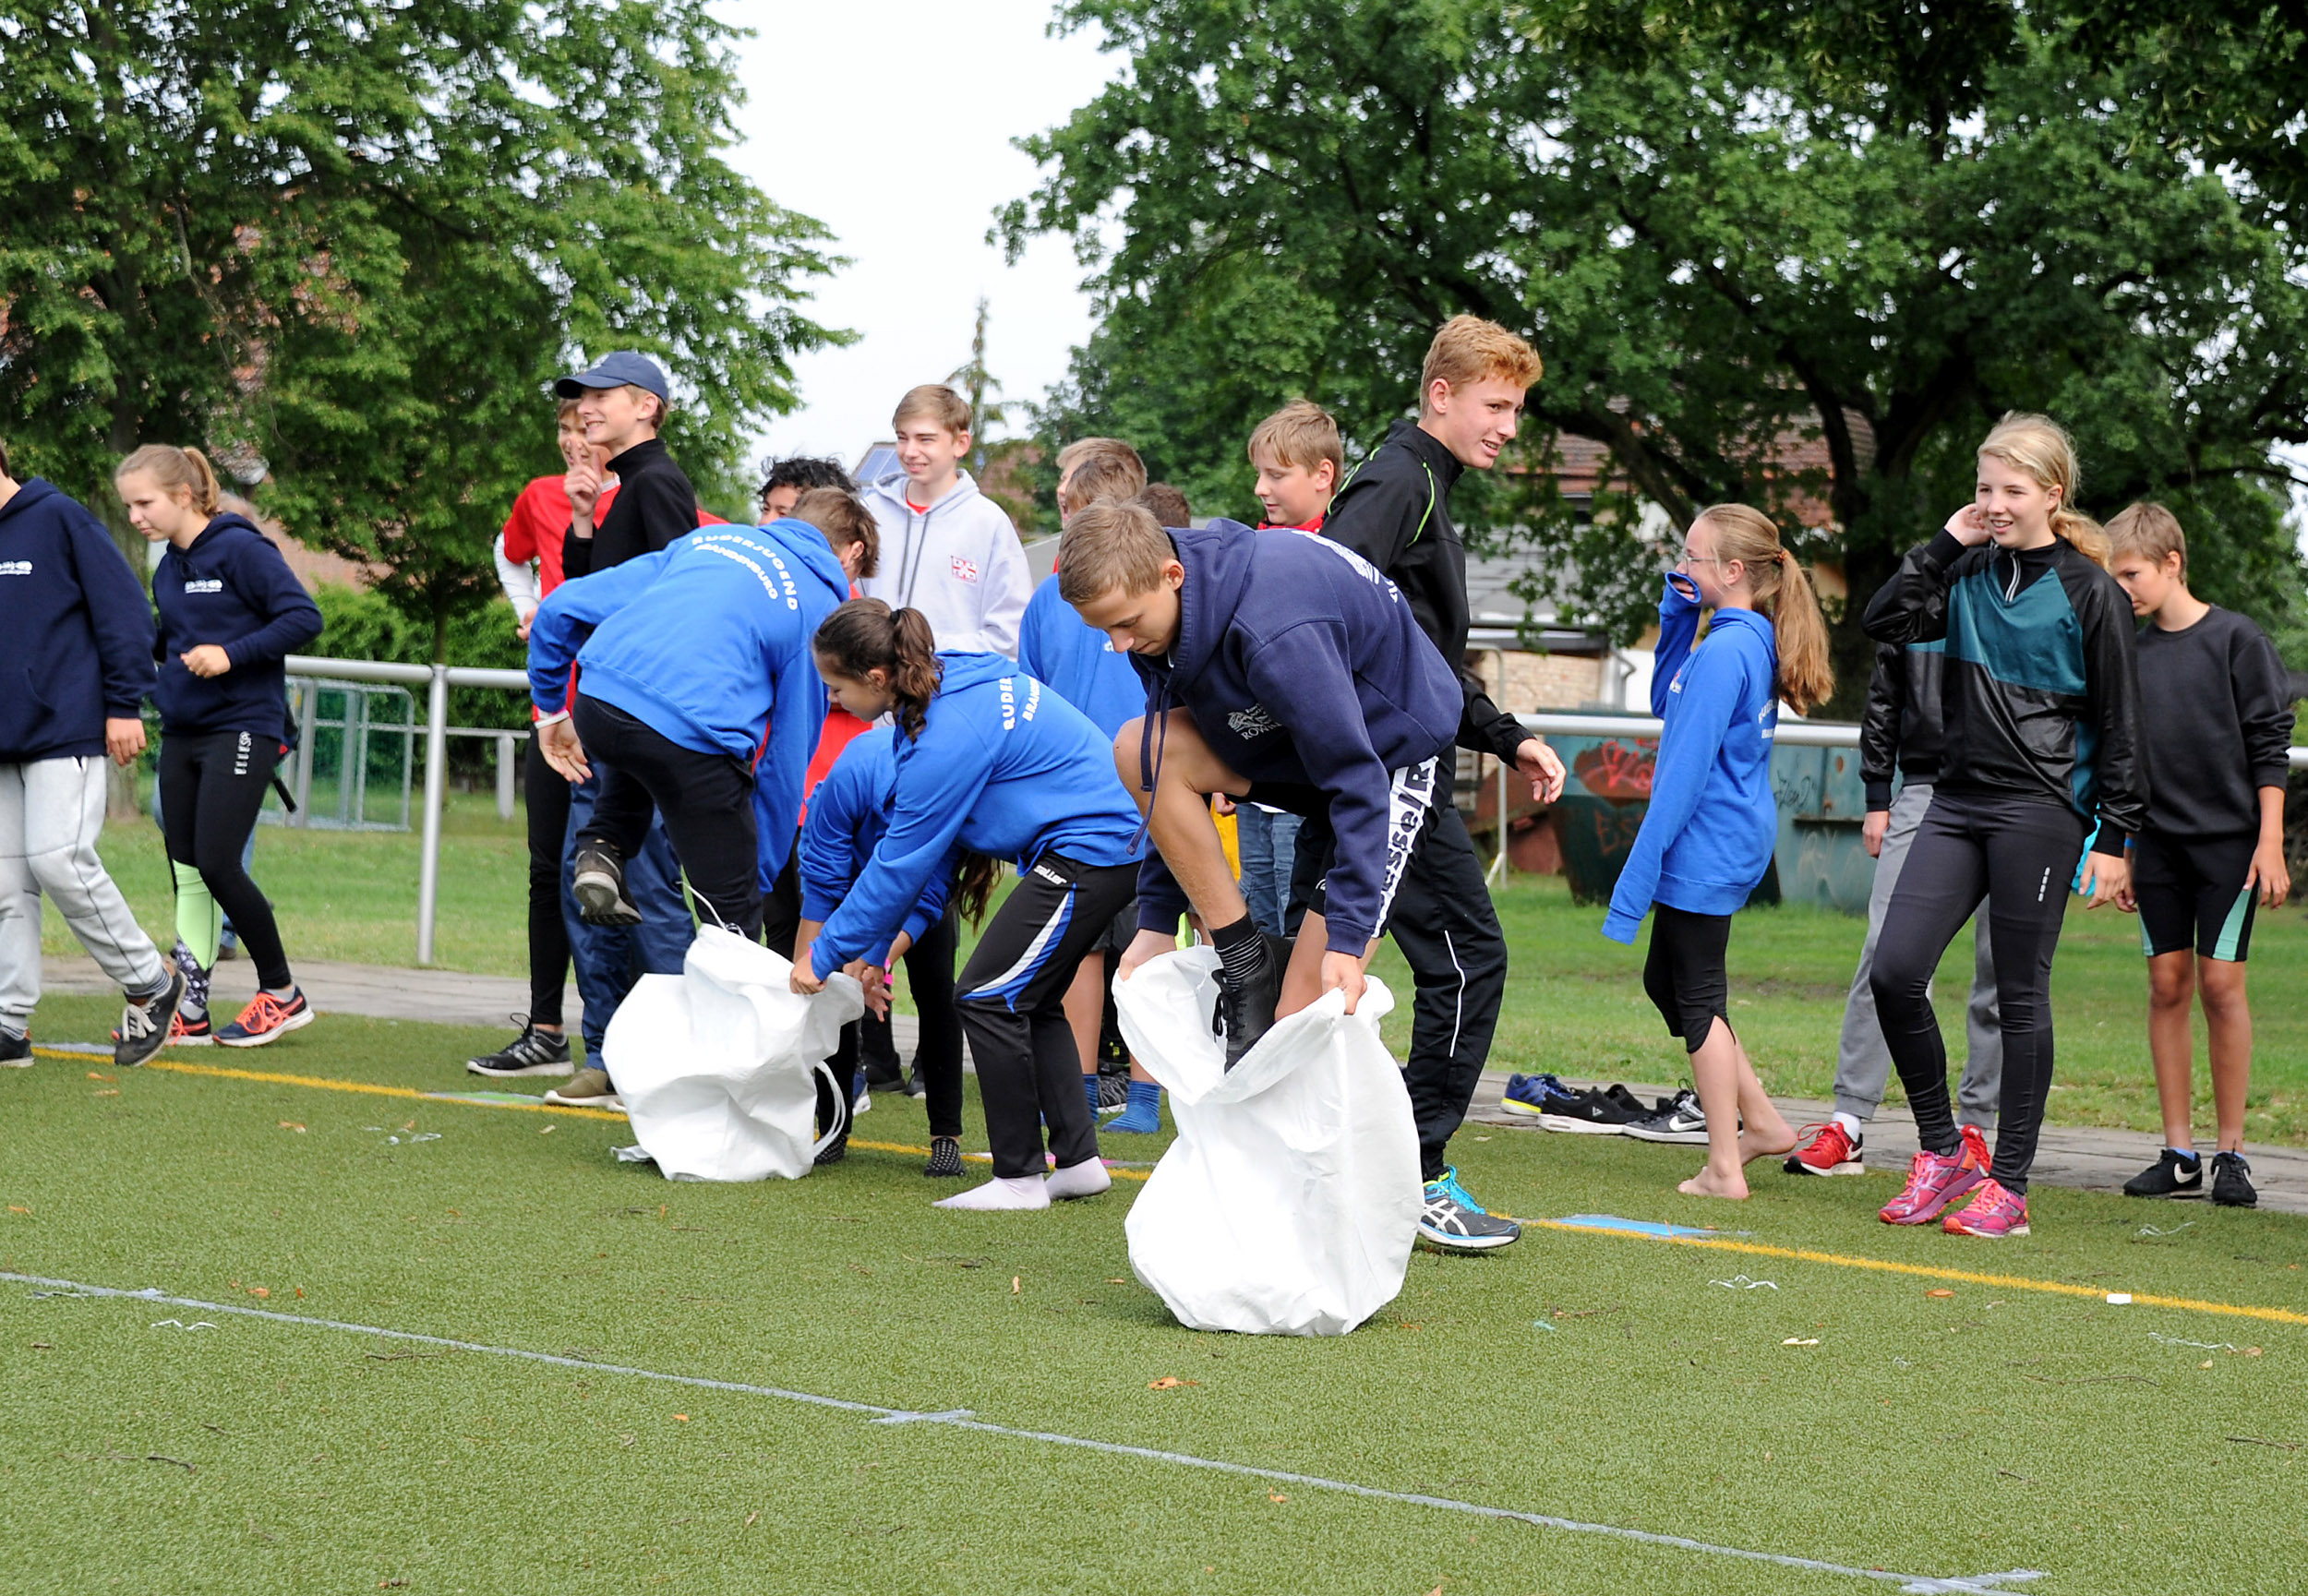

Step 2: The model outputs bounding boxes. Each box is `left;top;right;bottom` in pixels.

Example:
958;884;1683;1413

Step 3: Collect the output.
1690;504;1835;714
1978;413;2107;570
115;443;222;517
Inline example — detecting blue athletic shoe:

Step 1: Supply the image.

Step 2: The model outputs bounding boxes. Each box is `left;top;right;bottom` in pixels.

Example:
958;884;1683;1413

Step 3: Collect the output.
1418;1167;1521;1253
1500;1072;1576;1119
1104;1079;1163;1134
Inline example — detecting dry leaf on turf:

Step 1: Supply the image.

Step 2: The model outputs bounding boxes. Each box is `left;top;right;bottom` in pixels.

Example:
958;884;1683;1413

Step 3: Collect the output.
1268;1492;1288;1503
279;1122;306;1133
1012;1276;1021;1295
93;1089;118;1097
673;1414;690;1422
1927;1289;1954;1299
1782;1338;1820;1347
87;1072;112;1081
1148;1376;1198;1389
247;1287;269;1299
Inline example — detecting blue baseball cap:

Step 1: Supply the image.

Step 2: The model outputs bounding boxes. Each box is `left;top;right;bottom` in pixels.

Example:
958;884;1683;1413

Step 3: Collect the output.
555;351;669;401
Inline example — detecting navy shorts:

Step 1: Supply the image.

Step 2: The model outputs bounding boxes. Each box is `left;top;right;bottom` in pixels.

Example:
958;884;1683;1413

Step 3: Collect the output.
2133;831;2258;962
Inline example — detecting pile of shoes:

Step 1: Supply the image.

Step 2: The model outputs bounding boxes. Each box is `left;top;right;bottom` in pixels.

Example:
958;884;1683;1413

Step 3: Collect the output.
1499;1072;1719;1145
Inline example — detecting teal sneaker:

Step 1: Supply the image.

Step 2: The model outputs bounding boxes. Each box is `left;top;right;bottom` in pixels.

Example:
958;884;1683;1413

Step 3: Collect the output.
1418;1167;1521;1253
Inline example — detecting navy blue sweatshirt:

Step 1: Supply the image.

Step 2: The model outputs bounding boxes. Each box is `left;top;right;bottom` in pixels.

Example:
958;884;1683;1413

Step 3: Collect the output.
151;512;324;744
0;479;157;762
1129;521;1460;946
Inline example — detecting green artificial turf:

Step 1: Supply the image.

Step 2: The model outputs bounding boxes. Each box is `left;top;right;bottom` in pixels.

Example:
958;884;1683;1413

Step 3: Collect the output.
3;1007;2304;1593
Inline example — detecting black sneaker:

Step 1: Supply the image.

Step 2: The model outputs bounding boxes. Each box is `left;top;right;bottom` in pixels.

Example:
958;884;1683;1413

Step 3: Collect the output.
1212;933;1288;1071
571;842;642;926
862;1056;907;1091
114;968;187;1069
0;1028;30;1067
1538;1085;1652;1134
897;1070;928;1099
1622;1088;1711;1145
1417;1168;1521;1253
467;1016;575;1078
814;1123;850;1167
924;1136;963;1178
1096;1069;1132;1110
2122;1147;2204;1198
2209;1150;2257;1208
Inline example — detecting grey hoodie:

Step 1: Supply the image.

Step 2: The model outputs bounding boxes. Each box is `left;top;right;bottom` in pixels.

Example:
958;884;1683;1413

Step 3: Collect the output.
859;471;1031;658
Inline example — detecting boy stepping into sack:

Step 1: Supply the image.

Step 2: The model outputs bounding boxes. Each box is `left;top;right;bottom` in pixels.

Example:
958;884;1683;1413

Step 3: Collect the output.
1060;498;1519;1253
2107;503;2293;1208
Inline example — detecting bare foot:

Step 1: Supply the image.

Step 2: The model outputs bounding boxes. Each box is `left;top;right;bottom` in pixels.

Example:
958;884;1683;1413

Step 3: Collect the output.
1737;1124;1798;1165
1678;1166;1750;1200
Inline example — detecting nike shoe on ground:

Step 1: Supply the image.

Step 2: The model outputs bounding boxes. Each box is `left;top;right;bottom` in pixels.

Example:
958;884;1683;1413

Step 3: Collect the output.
571;842;642;926
1785;1121;1865;1176
923;1135;964;1178
1622;1088;1710;1145
114;969;187;1068
1534;1084;1652;1134
466;1016;575;1078
1879;1144;1986;1225
2122;1147;2203;1198
543;1067;625;1110
1942;1178;2030;1238
215;989;314;1049
1213;933;1287;1071
2209;1150;2257;1208
1416;1168;1521;1253
1499;1072;1577;1119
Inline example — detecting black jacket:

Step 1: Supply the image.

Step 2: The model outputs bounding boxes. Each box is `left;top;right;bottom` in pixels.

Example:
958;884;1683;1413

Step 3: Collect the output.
1321;419;1530;763
2133;606;2295;839
1856;641;1951;808
561;438;698;578
1862;530;2146;855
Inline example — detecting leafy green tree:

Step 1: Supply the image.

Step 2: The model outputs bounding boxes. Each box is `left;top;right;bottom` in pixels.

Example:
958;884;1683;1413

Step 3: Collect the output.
0;0;842;658
1004;0;2308;700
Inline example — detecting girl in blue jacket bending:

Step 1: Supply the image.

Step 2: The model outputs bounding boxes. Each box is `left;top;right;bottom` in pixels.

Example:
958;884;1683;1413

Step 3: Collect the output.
118;446;323;1049
1604;505;1834;1199
793;600;1143;1212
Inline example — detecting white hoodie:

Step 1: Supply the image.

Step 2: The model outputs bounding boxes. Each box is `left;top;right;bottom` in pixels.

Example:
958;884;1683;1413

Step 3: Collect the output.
859;471;1031;658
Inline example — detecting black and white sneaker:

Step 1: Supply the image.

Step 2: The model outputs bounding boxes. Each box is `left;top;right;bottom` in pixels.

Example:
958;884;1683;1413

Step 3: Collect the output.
571;842;642;926
2209;1150;2257;1208
2122;1147;2203;1198
923;1135;964;1178
1622;1088;1711;1145
466;1016;575;1078
1540;1084;1653;1134
1417;1168;1521;1253
0;1028;29;1067
114;968;187;1069
1212;933;1288;1071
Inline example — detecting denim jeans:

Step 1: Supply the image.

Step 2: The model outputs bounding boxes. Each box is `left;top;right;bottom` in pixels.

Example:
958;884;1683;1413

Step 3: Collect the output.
1234;802;1303;938
561;765;691;1059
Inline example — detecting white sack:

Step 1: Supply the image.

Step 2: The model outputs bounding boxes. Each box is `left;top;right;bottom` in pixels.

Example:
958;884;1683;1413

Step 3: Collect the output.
603;926;864;1182
1116;947;1421;1336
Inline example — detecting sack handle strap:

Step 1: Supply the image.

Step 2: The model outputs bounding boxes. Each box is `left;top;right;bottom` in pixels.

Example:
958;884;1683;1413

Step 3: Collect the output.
807;1060;846;1163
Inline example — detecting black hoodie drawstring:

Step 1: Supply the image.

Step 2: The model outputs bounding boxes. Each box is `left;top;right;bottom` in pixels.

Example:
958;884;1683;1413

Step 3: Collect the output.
1131;675;1172;853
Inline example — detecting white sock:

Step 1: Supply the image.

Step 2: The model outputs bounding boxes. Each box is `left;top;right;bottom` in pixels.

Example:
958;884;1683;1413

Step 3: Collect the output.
1832;1111;1863;1141
932;1175;1050;1212
1045;1158;1112;1200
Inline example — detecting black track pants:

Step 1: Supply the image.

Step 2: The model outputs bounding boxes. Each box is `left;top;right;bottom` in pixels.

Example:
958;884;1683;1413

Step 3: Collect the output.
572;695;759;941
158;729;291;990
524;730;572;1026
1869;791;2086;1193
956;854;1137;1180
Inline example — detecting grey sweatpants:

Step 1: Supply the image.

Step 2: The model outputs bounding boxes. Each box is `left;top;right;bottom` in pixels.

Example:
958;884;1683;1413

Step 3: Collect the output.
0;756;167;1033
1833;781;2001;1127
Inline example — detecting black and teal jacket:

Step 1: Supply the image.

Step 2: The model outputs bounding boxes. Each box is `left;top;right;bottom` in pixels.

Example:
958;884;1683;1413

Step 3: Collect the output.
1862;529;2146;857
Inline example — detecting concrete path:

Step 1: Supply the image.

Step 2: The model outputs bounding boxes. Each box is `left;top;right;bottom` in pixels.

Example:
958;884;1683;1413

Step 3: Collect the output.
42;954;2300;1213
1467;1074;2308;1217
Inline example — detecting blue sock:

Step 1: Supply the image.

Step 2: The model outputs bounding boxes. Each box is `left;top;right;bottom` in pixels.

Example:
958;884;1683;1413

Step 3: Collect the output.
2169;1146;2198;1163
1107;1079;1162;1134
1086;1074;1102;1118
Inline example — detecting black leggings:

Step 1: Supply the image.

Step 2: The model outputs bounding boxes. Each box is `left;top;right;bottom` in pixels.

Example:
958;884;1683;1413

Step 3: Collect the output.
1643;904;1733;1052
1870;791;2086;1193
572;695;758;940
525;730;572;1026
159;728;292;990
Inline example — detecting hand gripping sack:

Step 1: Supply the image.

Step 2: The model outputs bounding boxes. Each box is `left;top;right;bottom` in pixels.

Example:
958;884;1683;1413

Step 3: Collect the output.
603;925;864;1182
1116;947;1421;1336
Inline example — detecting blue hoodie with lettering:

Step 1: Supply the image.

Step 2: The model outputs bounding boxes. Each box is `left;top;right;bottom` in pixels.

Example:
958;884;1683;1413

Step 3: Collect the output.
151;510;324;744
810;652;1141;978
798;727;951;965
1603;576;1781;942
528;517;850;880
1130;520;1460;947
0;478;157;762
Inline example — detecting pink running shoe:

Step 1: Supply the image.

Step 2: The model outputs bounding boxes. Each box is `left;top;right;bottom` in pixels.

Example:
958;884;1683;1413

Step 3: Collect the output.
1960;1123;1992;1170
1943;1178;2030;1238
1878;1145;1987;1225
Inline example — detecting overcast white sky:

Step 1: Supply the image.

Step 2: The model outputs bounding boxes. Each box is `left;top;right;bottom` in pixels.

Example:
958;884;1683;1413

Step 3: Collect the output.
716;1;1124;474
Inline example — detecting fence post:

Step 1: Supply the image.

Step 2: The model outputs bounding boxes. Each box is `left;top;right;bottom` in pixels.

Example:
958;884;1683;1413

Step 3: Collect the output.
496;732;516;822
415;664;450;966
293;682;319;828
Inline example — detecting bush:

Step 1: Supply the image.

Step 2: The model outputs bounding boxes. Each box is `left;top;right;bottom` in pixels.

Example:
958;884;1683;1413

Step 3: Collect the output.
309;584;533;734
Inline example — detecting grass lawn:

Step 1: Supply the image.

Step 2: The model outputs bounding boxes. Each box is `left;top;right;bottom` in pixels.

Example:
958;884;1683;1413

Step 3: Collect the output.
3;1004;2305;1593
45;799;2308;1144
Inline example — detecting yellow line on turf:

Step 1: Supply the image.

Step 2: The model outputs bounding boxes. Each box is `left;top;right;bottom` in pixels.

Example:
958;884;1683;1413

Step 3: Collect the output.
35;1045;2302;1325
1525;1218;2308;1328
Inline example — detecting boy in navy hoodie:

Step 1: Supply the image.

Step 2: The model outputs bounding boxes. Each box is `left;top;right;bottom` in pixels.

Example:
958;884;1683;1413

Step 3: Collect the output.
1058;499;1521;1252
0;446;185;1066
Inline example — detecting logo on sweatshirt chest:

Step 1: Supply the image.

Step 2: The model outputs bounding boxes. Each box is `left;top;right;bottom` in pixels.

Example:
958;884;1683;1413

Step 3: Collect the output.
948;555;980;584
182;578;225;594
0;559;30;577
1226;703;1280;739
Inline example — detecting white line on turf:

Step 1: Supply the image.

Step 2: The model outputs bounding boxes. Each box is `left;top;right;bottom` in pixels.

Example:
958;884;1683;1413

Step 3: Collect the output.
6;1270;2046;1594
